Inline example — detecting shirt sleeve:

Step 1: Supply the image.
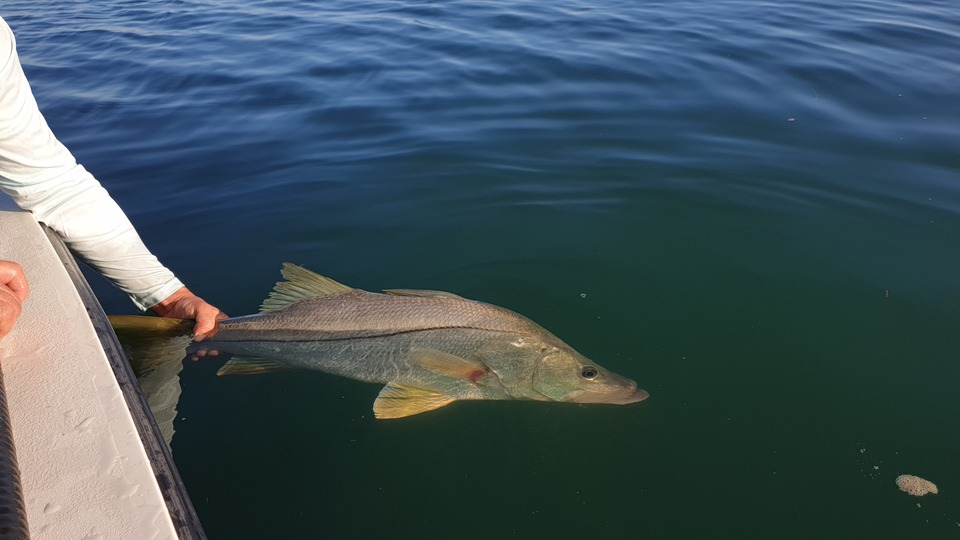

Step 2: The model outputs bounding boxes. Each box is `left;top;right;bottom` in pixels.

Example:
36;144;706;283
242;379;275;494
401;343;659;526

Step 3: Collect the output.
0;16;184;310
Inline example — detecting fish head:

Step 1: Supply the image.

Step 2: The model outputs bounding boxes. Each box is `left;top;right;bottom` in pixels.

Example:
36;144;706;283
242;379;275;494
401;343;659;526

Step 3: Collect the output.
531;347;648;405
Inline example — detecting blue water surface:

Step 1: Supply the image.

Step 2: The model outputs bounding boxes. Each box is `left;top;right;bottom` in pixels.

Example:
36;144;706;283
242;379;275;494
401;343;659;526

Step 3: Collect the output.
4;0;960;537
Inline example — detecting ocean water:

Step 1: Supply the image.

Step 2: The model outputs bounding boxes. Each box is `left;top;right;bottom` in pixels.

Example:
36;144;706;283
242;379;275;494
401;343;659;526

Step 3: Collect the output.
5;0;960;537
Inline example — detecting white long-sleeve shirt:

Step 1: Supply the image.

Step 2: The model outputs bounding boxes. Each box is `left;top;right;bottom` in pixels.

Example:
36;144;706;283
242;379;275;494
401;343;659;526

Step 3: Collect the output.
0;16;183;310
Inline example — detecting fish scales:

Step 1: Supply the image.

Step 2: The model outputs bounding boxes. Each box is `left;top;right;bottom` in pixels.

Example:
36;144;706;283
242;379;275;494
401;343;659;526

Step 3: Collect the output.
214;290;547;343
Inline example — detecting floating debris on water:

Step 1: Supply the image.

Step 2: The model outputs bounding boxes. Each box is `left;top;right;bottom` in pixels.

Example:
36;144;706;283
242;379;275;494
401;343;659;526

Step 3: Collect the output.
896;474;938;496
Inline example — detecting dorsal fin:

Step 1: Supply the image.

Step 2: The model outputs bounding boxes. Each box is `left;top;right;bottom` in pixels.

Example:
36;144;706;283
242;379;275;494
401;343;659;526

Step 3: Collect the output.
383;289;465;300
260;263;353;313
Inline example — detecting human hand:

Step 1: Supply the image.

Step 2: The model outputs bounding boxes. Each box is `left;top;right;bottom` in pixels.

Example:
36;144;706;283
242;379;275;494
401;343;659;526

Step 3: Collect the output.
150;286;227;341
0;261;29;342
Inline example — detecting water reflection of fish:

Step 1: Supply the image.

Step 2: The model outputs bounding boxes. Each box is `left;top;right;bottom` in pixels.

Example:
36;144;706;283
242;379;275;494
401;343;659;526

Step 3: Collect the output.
114;263;648;419
111;322;193;446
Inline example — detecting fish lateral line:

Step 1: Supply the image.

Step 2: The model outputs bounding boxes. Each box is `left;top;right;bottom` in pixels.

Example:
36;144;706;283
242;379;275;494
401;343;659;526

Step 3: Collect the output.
209;325;532;344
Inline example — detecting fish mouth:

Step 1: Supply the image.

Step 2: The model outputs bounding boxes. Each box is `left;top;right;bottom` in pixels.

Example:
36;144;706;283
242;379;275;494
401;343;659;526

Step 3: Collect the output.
570;384;650;405
615;387;650;404
601;378;649;404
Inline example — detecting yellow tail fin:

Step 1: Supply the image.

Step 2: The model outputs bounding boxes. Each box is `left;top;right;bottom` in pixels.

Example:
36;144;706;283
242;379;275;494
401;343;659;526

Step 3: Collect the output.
108;315;194;340
108;315;195;379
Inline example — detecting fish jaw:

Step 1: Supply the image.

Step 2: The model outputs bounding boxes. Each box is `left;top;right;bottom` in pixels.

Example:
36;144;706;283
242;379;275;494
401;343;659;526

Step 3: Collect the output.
567;383;650;405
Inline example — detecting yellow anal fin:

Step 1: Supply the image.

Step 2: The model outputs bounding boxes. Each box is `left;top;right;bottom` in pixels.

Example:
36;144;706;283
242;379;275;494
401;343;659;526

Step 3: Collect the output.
373;383;455;419
216;357;290;376
411;349;490;384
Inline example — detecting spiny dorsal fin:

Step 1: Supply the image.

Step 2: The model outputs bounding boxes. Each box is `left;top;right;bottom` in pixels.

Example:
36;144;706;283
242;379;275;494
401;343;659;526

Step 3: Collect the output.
383;289;465;300
411;349;489;383
373;383;455;419
216;357;291;376
260;263;353;313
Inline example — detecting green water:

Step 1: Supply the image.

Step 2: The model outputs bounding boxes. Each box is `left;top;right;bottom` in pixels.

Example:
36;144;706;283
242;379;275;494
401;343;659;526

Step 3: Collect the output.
6;0;960;536
162;193;960;537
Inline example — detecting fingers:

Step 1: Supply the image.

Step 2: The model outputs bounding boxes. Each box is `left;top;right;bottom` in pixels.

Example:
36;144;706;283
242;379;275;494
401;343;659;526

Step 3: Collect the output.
0;262;28;342
192;305;228;341
150;286;226;342
0;261;29;302
0;288;24;341
189;348;220;362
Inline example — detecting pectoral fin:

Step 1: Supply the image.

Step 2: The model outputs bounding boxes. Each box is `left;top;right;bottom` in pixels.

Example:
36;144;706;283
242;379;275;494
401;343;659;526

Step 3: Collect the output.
216;357;290;376
373;383;455;419
411;349;490;383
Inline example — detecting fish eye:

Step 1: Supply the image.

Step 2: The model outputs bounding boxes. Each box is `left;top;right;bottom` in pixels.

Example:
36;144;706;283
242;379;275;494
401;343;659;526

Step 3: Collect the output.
580;366;598;380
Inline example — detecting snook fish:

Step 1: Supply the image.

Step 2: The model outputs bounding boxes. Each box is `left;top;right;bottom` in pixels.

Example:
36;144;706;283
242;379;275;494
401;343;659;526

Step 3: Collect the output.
115;263;648;419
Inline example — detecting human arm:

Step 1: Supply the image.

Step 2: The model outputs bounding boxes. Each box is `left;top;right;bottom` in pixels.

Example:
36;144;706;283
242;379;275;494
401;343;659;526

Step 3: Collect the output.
0;17;224;338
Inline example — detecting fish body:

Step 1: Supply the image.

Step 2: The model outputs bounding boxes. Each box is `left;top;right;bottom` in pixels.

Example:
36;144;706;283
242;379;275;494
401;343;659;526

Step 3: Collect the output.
183;263;648;418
